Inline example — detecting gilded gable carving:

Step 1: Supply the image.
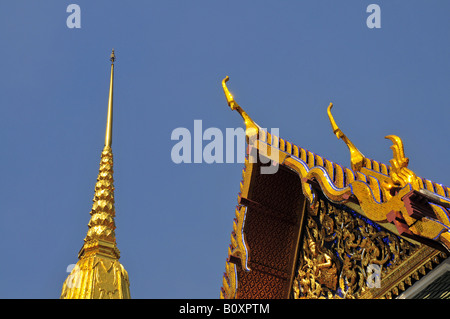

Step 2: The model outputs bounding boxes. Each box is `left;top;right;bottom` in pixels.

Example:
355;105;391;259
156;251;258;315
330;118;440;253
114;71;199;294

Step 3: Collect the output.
293;198;425;299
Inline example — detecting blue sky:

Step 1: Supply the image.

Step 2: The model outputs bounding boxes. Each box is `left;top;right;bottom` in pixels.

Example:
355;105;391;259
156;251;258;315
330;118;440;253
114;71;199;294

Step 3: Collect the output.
1;1;449;298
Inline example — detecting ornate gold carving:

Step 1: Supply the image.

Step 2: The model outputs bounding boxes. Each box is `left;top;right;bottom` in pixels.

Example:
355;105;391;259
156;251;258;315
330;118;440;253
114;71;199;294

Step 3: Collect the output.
293;234;338;299
293;198;420;299
61;256;130;299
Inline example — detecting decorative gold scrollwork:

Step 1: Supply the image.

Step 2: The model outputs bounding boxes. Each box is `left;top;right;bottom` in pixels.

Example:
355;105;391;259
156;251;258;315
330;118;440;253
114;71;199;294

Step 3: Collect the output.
293;198;418;299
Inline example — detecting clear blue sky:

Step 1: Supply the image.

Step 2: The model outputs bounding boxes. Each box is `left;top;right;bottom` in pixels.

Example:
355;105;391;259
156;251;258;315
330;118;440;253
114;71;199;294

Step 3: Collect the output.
1;1;449;298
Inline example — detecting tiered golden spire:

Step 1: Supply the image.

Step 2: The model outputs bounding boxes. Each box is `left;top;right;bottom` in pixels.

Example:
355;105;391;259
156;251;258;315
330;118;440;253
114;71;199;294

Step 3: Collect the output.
61;50;130;299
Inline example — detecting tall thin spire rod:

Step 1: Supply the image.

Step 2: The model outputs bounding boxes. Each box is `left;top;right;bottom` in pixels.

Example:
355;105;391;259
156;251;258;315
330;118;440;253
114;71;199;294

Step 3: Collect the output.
105;49;115;147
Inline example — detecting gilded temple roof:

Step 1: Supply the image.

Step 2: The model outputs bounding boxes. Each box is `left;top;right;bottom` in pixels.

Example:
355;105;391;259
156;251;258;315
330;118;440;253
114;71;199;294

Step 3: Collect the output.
220;77;450;299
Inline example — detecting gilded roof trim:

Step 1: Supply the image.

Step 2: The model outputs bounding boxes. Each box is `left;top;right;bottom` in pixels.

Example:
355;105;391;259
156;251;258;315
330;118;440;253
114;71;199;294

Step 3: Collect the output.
265;126;450;252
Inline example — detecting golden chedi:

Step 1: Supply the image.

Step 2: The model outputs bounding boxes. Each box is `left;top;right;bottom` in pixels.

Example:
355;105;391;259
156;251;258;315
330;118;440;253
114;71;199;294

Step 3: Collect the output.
61;50;130;299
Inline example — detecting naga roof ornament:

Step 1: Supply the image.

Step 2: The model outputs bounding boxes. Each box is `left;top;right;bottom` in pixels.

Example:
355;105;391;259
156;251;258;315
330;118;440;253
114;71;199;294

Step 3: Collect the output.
326;103;450;251
327;103;365;172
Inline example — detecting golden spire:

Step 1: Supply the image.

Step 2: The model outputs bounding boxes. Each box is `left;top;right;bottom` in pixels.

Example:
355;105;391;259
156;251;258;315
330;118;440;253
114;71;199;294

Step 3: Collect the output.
61;50;130;299
327;103;365;171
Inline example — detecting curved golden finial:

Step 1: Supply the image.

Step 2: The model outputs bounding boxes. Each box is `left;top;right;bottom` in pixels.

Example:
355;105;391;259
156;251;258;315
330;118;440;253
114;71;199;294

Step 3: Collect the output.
222;76;258;133
385;135;420;189
327;103;365;171
105;49;115;147
385;135;408;170
222;76;237;111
